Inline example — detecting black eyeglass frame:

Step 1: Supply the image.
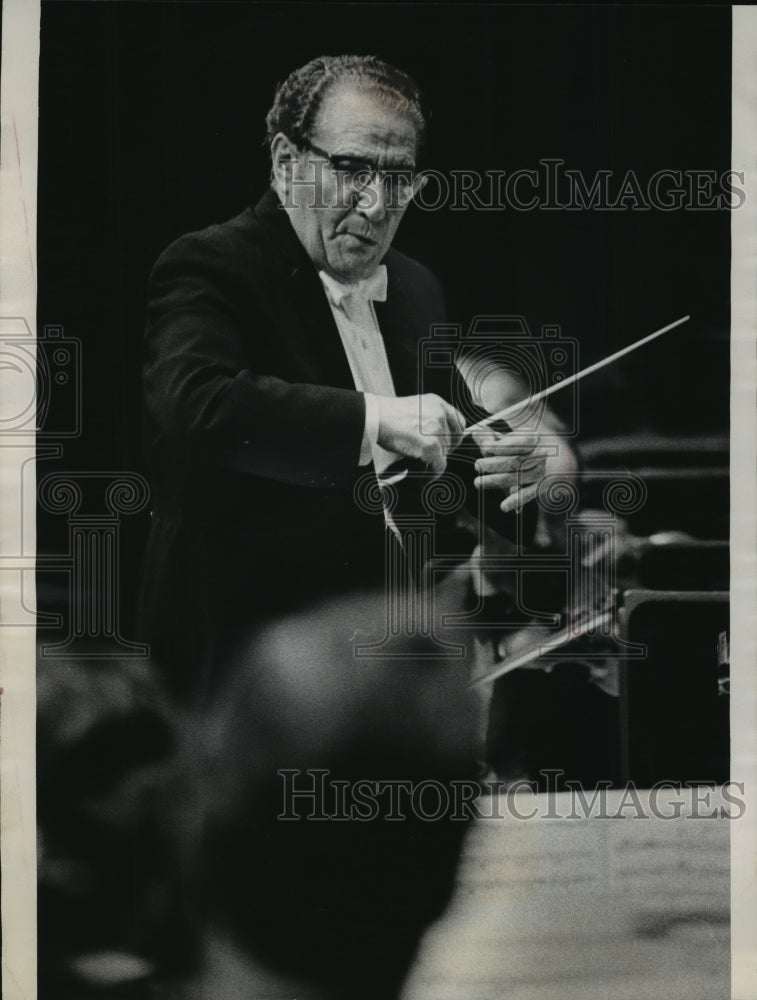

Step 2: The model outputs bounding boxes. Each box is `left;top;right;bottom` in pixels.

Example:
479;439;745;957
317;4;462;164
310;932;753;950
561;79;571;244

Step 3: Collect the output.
295;136;421;207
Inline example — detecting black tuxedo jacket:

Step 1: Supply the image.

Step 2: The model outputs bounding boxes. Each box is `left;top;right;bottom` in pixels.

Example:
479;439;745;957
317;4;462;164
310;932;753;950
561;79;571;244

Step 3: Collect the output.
141;189;525;698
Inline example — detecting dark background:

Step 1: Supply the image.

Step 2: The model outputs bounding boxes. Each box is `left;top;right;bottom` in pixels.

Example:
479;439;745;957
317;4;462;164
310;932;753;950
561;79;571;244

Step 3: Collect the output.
36;1;731;625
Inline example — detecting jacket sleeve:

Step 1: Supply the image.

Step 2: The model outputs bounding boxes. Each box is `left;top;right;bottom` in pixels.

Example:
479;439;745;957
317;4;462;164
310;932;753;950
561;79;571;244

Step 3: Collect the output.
143;232;366;489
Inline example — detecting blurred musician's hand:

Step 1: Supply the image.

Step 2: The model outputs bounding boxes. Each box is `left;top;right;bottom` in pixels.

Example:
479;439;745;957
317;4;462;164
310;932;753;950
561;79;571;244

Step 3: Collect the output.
471;432;549;512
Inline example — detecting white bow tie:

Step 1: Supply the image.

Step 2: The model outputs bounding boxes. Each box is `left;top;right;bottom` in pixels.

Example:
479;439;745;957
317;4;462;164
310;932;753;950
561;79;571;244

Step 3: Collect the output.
319;266;388;309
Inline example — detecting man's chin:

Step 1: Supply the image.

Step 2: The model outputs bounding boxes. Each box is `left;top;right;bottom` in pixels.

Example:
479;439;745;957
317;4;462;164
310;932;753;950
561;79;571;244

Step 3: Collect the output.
328;251;383;283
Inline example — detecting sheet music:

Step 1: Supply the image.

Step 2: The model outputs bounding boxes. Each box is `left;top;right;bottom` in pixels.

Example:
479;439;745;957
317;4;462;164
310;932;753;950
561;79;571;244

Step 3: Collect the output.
404;789;730;1000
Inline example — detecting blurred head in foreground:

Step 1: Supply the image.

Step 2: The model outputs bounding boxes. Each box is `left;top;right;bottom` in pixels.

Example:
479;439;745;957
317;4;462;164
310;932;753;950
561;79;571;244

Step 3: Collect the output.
193;589;480;1000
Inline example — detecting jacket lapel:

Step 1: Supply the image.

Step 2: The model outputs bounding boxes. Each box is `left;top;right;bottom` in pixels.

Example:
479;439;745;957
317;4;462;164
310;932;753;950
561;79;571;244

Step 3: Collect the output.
252;189;356;390
375;265;423;398
252;189;428;397
287;264;358;390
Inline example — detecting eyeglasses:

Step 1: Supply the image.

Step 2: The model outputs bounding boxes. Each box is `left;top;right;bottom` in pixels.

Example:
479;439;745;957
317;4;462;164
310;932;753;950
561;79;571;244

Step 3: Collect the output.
297;137;420;208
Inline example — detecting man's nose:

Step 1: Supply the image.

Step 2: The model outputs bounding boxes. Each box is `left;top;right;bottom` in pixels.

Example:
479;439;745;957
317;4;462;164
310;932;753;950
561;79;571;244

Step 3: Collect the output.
354;176;387;221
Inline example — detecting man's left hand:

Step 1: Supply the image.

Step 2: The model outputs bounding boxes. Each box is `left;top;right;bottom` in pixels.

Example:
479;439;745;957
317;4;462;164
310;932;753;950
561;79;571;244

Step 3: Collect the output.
472;433;549;512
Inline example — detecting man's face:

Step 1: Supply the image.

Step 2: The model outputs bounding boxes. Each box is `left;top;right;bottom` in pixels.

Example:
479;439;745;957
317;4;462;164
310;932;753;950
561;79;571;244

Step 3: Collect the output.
279;84;418;283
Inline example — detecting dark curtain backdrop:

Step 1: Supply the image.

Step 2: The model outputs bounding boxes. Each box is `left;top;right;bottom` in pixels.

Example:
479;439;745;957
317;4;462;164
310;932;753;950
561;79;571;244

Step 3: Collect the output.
36;2;731;624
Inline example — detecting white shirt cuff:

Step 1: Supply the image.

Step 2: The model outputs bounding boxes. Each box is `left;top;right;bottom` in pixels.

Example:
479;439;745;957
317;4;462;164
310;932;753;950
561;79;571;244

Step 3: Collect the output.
359;392;381;465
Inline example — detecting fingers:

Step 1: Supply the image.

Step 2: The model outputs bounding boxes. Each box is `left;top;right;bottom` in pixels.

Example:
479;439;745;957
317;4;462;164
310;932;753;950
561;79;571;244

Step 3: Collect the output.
475;435;549;480
476;433;542;457
500;482;540;513
376;394;497;476
424;440;448;476
376;394;457;470
475;452;549;475
440;399;467;443
419;396;465;473
425;396;465;456
473;432;548;500
474;457;547;490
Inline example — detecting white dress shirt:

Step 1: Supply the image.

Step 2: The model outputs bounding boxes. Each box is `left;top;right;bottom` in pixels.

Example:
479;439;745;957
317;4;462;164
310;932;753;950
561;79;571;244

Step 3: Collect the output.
318;266;403;476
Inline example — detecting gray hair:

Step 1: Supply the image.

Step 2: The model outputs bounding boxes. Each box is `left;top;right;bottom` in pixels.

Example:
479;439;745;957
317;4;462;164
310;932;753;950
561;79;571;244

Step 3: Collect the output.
265;54;426;152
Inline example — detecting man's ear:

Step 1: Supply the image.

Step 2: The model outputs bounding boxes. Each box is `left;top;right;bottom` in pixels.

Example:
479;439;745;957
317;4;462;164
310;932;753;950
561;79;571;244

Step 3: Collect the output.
271;132;297;197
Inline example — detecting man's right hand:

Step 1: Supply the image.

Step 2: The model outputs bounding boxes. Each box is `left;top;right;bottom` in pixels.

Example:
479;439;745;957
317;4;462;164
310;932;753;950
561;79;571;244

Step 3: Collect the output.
376;394;466;476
